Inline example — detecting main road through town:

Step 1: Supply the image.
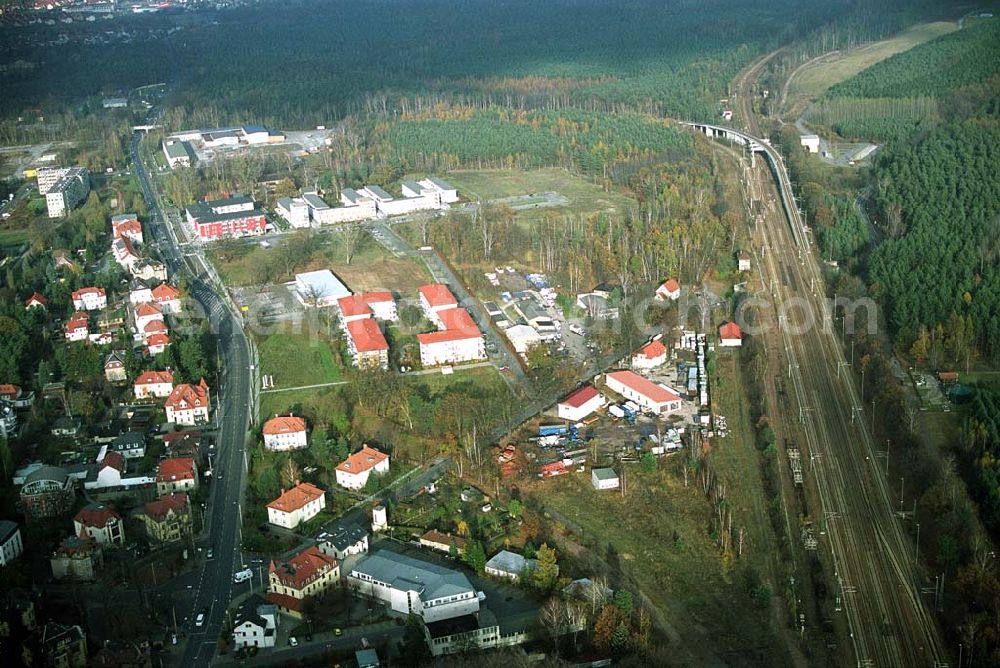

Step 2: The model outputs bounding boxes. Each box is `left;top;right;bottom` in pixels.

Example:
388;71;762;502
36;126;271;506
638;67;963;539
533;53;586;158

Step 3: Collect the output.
130;129;254;667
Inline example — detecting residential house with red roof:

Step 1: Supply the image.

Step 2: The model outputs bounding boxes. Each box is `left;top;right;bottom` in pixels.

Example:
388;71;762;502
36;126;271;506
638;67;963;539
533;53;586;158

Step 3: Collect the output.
140;493;192;543
104;350;127;383
141;319;169;343
267;545;339;618
417;306;485;367
134;301;164;336
605;370;682;414
73;502;124;545
165;379;210;425
134;370;174;399
91;451;127;489
112;236;140;271
655;278;681;301
418;283;458;327
631;339;668;371
24;292;48;310
267;482;326;529
335;445;389;491
65;312;90;342
50;536;103;582
337;291;397;324
557;385;607;423
345;318;390;370
71;286;106;311
155;457;198;495
262;416;308;451
111;214;143;244
146;332;170;356
719;321;743;347
151;283;182;314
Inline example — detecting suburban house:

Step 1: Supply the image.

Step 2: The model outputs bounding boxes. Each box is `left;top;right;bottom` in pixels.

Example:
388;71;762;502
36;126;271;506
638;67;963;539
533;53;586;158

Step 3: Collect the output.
485;550;536;580
19;465;75;519
591;468;620;491
557;385;606;423
185;194;267;241
345;318;390;370
317;515;370;561
151;283;182;314
49;416;80;437
88;451;128;489
40;623;88;668
165;379;210;425
418;283;459;326
231;594;279;650
134;370;174;399
420;529;466;556
132;258;168;282
103;350;127;383
0;384;34;408
111;236;139;271
140;493;192;543
605;370;683;414
0;520;23;566
347;550;481;623
655;278;681;301
71;286;106;311
111;213;143;243
65;312;90;342
147;332;170;356
262;415;308;451
141;318;169;343
335;445;389;491
267;545;340;618
337;291;398;323
631;339;668;371
294;270;350;308
266;482;326;530
417;307;486;367
24;292;48;310
110;431;146;459
72;503;124;545
134;301;164;335
163;431;203;461
719;321;743;347
50;536;103;582
155;457;198;495
129;280;154;305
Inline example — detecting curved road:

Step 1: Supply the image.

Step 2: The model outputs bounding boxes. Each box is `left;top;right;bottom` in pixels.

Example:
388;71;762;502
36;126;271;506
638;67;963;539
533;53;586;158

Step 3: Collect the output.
130;131;253;667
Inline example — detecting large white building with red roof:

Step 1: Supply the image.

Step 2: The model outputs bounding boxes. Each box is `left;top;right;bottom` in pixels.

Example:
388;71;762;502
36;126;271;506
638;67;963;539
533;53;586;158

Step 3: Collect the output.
417;307;486;367
337;292;397;324
71;287;106;311
655;278;681;301
165;379;210;425
557;385;607;422
151;283;182;314
335;445;389;490
134;301;164;334
418;283;459;327
112;236;140;271
111;214;143;244
262;416;308;451
267;545;340;618
631;339;668;371
719;322;743;347
267;482;326;529
73;502;124;545
345;318;390;370
134;370;174;399
605;370;682;414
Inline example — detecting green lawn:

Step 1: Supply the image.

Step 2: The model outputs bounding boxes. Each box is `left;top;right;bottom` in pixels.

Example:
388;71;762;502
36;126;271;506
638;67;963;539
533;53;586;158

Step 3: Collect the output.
0;228;29;247
406;365;508;396
257;331;343;389
444;167;636;222
790;21;958;100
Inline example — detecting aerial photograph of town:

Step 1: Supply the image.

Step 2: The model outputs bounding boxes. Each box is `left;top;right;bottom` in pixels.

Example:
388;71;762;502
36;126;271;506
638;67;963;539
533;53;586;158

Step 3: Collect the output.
0;0;998;665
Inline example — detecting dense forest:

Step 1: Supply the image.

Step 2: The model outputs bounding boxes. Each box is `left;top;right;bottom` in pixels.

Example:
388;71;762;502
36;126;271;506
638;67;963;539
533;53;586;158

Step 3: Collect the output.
0;0;955;129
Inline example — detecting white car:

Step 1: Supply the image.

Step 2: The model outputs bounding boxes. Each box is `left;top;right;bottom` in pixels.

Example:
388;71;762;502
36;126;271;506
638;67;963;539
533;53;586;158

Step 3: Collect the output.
233;568;252;583
195;613;205;627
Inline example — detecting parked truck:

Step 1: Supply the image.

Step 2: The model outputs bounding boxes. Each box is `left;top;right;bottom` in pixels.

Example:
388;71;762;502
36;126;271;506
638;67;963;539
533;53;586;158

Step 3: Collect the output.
608;404;625;419
538;423;569;437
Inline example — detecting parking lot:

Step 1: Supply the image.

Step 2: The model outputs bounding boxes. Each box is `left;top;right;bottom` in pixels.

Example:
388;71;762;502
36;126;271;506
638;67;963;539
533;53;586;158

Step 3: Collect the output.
231;283;307;326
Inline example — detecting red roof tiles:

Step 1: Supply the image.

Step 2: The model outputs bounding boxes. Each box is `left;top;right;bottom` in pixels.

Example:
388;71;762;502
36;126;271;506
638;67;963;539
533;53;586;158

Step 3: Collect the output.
336;445;388;474
346;318;389;353
263;416;307;436
267;482;325;513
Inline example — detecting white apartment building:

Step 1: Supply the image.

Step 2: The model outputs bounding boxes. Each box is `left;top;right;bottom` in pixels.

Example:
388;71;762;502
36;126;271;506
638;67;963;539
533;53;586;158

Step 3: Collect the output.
262;416;308;451
267;482;326;529
71;287;107;311
335;445;390;490
45;167;89;218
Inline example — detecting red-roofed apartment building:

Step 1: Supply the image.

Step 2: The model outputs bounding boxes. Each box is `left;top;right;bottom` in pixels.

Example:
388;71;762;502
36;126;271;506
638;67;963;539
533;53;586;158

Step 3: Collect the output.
631;339;668;371
134;370;174;399
267;482;326;529
337;291;397;324
165;379;210;425
417;307;486;367
156;457;198;495
73;502;124;545
557;385;607;422
112;214;143;244
151;283;182;314
345;318;390;370
134;301;164;334
418;283;458;327
655;278;680;301
262;416;308;451
335;445;389;490
605;370;682;414
719;322;743;347
71;286;106;311
267;545;340;618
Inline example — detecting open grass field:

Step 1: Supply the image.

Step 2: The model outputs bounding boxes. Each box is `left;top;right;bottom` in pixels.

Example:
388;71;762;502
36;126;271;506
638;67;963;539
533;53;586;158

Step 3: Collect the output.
789;21;958;101
406;364;508;397
445;167;636;222
0;228;29;247
259;386;343;424
257;330;343;389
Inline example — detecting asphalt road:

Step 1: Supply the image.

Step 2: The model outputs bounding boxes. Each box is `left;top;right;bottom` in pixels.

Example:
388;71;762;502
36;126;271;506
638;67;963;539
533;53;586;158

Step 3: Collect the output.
131;129;254;668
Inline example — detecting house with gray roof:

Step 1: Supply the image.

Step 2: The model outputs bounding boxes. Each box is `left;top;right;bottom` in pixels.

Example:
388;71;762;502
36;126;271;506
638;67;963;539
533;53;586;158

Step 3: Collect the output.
346;550;482;623
484;550;536;580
